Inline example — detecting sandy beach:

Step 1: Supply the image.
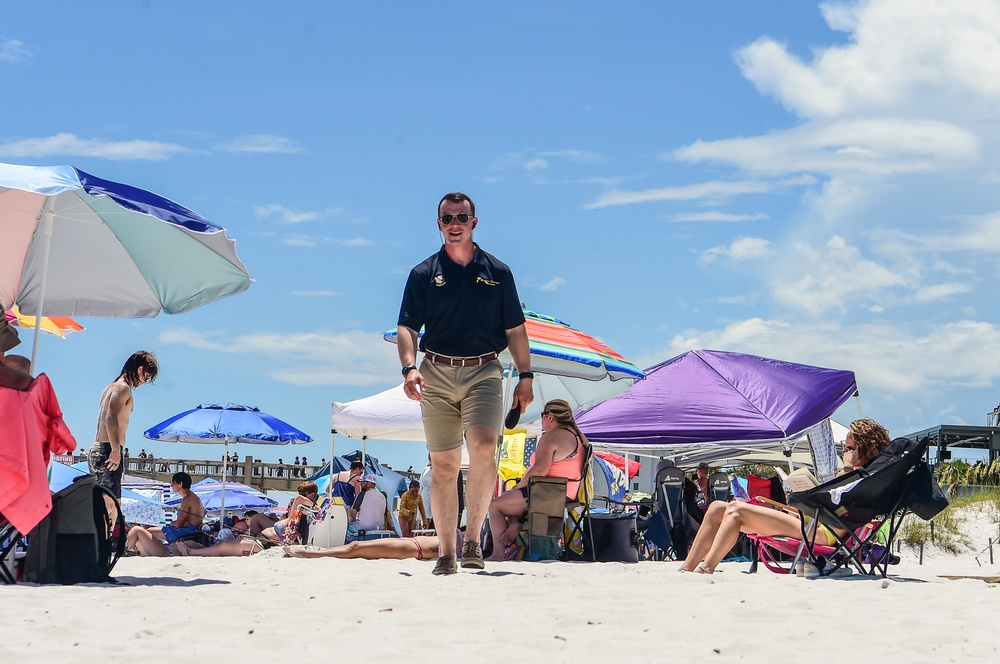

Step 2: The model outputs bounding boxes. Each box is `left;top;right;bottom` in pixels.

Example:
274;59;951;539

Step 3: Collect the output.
4;508;999;663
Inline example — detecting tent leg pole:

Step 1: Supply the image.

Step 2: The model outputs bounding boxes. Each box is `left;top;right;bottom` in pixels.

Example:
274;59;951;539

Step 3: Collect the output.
221;441;228;528
329;429;336;499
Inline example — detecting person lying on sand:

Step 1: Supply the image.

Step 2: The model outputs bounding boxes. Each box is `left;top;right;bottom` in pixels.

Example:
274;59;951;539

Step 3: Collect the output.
173;533;463;561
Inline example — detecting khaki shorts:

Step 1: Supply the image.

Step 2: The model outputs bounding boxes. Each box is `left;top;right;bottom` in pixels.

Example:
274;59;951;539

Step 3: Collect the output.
419;358;503;452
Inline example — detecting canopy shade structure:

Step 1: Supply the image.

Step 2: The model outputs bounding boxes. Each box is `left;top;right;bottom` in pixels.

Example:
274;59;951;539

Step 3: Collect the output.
575;349;858;451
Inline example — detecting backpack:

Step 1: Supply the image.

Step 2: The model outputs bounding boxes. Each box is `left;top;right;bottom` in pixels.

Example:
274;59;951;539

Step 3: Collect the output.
25;475;126;584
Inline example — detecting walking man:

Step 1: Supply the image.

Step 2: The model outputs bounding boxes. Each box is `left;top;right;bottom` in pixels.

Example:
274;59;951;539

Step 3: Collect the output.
89;350;158;498
397;192;533;575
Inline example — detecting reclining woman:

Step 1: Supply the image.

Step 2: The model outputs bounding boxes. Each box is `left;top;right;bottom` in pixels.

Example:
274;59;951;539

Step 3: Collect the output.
175;532;463;560
486;399;589;562
679;418;891;574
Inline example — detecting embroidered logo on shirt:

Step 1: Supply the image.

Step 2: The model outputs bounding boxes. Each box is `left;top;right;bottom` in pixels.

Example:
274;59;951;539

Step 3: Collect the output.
476;276;500;286
433;275;446;287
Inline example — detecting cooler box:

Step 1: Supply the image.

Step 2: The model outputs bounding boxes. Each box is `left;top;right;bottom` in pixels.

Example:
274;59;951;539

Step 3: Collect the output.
587;512;639;563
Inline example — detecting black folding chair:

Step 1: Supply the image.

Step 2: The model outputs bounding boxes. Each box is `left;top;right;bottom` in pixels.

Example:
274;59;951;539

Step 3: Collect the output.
641;466;692;560
785;436;946;578
707;472;732;504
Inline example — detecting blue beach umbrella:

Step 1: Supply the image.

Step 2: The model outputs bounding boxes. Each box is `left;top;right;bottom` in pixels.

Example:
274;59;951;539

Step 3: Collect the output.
165;482;277;513
0;162;252;369
144;402;312;522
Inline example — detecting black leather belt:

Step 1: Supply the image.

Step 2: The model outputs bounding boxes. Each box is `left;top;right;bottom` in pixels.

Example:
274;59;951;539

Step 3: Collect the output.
424;351;498;367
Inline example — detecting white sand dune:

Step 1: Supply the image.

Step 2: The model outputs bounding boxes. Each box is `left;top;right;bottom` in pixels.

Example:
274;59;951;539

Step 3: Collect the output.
4;505;999;662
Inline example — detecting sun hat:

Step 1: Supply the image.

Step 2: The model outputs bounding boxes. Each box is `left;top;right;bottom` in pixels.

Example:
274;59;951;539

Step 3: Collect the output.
0;316;20;353
360;473;378;484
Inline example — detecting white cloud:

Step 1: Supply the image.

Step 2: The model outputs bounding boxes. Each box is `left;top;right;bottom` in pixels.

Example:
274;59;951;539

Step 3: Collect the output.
586;179;773;209
494;148;607;173
216;134;303;154
254;204;345;224
537;277;567;292
0;133;190;160
738;1;1000;119
281;235;317;247
700;236;774;263
669;212;768;223
0;39;31;63
769;236;910;314
332;238;372;247
538;149;605;164
672;118;978;176
912;282;973;303
157;327;401;386
255;204;321;224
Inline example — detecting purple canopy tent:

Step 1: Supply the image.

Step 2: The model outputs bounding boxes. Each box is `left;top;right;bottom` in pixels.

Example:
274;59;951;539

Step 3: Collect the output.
575;349;858;453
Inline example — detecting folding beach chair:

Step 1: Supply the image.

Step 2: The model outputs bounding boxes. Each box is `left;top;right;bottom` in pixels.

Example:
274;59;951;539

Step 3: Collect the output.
0;516;24;584
754;437;946;578
563;444;595;561
707;472;732;504
641;466;693;560
525;475;569;560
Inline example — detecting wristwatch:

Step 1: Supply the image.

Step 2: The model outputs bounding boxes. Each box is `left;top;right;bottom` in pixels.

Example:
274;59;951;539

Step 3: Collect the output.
518;371;534;380
402;365;418;377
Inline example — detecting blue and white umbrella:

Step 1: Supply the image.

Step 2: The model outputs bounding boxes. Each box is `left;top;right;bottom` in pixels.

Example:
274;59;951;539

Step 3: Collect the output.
0;162;252;368
144;402;312;522
165;482;277;513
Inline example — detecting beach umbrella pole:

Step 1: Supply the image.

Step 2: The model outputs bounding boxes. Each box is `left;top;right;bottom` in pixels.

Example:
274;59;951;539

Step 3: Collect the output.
220;439;229;527
29;198;56;371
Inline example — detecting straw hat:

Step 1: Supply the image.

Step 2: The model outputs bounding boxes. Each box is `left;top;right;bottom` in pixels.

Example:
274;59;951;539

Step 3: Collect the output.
0;314;21;353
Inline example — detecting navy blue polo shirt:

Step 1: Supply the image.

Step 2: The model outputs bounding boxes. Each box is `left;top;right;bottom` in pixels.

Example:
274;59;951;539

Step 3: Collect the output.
397;244;525;356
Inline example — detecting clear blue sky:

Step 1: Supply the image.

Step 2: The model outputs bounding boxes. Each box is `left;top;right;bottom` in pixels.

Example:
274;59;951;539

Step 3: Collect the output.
3;1;999;470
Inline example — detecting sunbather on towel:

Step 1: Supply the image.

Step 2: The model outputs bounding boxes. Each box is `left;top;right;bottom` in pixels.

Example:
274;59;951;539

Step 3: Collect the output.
175;532;464;560
283;531;465;561
679;419;891;574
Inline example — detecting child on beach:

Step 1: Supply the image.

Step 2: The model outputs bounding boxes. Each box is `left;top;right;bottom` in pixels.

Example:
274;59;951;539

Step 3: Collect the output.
397;479;427;537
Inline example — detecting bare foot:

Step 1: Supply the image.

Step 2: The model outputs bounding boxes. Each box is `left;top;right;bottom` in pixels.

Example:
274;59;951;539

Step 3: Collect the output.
694;563;714;574
173;541;190;556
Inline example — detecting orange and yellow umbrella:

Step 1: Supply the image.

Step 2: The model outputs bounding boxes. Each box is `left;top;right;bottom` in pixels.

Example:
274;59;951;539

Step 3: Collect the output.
5;304;84;339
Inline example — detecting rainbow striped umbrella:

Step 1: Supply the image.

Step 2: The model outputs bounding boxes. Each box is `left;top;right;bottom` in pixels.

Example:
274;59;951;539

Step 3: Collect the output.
384;308;644;382
6;304;84;339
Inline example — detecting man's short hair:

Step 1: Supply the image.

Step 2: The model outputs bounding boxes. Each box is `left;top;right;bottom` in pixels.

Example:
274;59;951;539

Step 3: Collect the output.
3;354;30;373
697;462;710;472
437;192;475;217
172;471;193;489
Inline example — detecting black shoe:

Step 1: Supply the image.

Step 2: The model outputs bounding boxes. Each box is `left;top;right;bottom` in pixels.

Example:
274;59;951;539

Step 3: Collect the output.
432;554;458;576
461;541;485;570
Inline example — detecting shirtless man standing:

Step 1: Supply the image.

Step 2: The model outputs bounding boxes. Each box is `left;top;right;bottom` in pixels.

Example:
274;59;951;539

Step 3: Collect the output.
89;350;158;498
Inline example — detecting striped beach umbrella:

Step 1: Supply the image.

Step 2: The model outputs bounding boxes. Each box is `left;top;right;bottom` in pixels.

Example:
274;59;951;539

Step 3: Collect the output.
384;307;645;382
0;162;252;368
6;304;84;339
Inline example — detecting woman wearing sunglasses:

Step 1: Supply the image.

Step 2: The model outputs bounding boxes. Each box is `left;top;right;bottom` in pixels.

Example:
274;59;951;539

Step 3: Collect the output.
679;418;890;574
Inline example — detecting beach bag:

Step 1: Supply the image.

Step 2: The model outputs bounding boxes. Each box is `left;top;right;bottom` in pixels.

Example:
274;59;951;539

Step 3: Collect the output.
25;475;125;584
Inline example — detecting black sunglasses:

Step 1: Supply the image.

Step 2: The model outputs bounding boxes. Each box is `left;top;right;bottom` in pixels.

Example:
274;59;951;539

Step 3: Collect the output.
439;213;471;225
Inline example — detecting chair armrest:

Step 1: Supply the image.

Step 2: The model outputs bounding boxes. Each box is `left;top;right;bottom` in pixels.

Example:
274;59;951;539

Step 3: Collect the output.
753;496;802;516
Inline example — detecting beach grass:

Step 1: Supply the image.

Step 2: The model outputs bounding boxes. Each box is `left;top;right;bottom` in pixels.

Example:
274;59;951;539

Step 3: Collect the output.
896;489;1000;555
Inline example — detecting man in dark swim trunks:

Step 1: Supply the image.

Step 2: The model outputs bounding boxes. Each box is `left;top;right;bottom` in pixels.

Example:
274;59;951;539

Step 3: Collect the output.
89;350;158;498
